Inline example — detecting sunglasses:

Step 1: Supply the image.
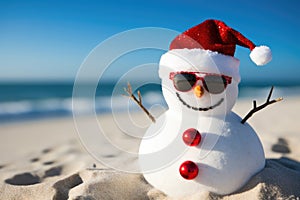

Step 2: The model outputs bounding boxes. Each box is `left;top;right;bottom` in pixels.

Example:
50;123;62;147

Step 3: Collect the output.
169;71;232;94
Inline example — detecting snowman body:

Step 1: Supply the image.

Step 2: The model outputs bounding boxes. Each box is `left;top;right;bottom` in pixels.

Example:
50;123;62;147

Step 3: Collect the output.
139;111;265;196
139;48;266;197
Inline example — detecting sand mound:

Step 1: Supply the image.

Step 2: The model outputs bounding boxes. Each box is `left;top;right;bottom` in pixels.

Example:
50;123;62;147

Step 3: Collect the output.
215;157;300;200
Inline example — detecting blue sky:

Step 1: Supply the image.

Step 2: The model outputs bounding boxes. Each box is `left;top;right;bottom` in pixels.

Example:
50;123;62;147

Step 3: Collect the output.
0;0;300;83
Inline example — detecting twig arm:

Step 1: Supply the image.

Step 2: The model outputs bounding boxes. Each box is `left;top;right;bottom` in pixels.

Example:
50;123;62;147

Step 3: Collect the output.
124;83;156;123
241;86;283;124
267;86;274;102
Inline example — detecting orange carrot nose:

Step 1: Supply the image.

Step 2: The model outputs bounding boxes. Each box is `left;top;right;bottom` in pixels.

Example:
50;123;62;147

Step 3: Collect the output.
194;85;204;98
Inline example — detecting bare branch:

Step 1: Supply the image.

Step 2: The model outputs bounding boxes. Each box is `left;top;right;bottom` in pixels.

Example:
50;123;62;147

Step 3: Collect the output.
123;82;156;123
253;100;257;109
241;86;283;124
267;86;274;102
138;90;142;104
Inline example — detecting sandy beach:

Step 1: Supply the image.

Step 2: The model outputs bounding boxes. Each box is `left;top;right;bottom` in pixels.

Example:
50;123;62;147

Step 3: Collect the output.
0;97;299;199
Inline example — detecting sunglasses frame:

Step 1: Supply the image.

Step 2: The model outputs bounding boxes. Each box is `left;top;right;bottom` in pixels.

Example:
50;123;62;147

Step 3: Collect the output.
169;71;232;93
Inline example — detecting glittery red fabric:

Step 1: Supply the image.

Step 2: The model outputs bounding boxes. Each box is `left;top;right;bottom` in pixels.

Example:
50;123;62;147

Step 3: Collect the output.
170;19;256;56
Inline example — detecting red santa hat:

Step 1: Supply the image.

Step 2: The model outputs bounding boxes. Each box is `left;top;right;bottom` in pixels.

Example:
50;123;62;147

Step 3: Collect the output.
169;19;272;66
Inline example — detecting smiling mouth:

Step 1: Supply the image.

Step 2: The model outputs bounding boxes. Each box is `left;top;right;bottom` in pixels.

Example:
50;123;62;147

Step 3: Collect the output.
176;92;224;111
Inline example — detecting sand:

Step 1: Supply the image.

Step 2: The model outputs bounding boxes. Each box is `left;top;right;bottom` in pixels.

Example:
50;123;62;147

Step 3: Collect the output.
0;97;300;200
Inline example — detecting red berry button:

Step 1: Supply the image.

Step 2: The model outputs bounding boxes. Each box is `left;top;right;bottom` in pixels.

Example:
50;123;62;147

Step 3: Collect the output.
182;128;201;146
179;160;199;180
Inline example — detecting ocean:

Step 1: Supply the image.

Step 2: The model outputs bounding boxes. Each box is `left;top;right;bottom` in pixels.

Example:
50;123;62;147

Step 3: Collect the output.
0;81;299;124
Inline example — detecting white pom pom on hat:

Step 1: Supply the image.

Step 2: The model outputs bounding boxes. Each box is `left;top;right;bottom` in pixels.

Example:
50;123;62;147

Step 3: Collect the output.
169;19;272;66
250;45;272;66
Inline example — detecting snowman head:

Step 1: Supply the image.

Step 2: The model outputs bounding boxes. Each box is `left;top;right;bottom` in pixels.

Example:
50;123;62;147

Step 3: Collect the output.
159;49;240;116
159;19;271;116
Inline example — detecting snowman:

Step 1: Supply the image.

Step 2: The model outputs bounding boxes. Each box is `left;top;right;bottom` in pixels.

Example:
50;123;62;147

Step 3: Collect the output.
138;19;274;197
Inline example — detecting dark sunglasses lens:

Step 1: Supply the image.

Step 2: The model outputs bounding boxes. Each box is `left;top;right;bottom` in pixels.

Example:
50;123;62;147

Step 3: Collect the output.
203;75;226;94
173;73;196;92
